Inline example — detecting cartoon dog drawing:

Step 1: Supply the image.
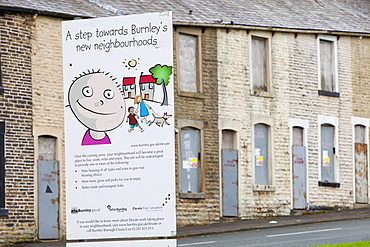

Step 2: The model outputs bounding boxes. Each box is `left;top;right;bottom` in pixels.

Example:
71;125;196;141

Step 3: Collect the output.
148;112;172;127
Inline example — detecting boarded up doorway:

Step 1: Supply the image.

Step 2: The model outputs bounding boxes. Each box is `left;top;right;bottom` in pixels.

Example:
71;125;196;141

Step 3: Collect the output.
222;130;238;217
38;136;59;239
354;125;368;204
292;127;307;209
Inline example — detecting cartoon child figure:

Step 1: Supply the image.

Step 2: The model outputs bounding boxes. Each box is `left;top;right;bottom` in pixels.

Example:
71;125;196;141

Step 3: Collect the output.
126;106;144;133
68;71;126;145
134;95;151;124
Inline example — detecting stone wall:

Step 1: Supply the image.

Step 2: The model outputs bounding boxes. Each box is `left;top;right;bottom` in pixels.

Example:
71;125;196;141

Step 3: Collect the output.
31;14;66;239
0;11;35;244
351;36;370;118
218;28;356;219
174;26;220;227
288;34;353;209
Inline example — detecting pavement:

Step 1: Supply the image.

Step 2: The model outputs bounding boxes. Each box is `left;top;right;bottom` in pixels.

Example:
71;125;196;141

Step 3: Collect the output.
7;206;370;246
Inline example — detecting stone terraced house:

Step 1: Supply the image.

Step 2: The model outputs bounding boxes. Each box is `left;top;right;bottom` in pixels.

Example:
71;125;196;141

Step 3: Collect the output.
0;0;370;244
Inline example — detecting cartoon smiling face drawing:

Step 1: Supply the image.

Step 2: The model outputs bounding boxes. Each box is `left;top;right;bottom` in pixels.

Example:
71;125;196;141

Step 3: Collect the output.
68;72;125;145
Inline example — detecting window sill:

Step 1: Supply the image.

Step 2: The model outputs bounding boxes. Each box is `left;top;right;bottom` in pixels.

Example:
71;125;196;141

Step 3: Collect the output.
253;185;276;192
318;90;340;97
179;192;205;199
0;208;8;216
178;91;205;99
250;90;273;98
318;181;340;188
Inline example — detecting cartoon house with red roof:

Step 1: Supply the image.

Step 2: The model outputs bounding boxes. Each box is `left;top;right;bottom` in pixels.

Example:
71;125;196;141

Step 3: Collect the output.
122;77;136;99
139;74;156;100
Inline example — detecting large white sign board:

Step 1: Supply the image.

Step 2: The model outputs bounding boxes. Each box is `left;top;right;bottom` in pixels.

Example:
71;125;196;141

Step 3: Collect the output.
62;12;175;240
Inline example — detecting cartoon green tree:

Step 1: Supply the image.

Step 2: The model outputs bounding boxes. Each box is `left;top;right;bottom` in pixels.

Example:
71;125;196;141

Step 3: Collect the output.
149;64;173;106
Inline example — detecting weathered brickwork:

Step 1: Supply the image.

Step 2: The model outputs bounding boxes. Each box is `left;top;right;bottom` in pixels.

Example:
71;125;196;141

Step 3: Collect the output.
31;15;66;239
288;35;354;209
217;29;292;218
218;29;357;219
0;11;35;244
351;36;370;118
174;27;220;227
351;36;370;206
32;15;65;131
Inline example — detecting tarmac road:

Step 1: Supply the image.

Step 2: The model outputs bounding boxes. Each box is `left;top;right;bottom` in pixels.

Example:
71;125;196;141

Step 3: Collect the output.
8;206;370;247
177;218;370;247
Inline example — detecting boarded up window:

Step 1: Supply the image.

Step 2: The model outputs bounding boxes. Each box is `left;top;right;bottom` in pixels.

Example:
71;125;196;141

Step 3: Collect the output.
181;127;200;193
38;136;56;160
179;33;197;93
321;124;335;182
252;37;267;91
293;127;304;146
320;40;335;92
355;125;366;144
222;130;236;150
254;124;269;185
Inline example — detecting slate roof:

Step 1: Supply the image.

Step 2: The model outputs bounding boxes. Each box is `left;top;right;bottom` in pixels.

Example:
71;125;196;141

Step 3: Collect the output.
103;0;370;34
0;0;113;18
1;0;370;34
